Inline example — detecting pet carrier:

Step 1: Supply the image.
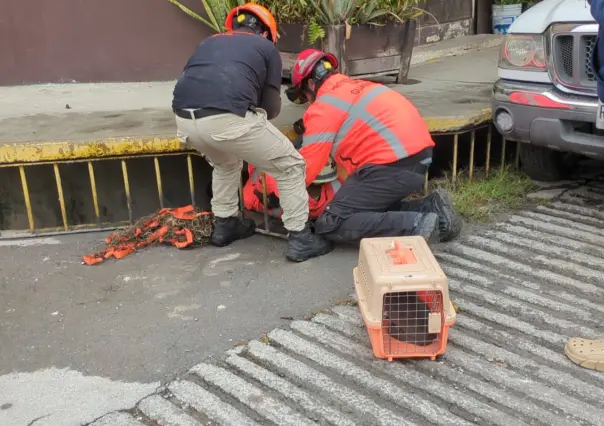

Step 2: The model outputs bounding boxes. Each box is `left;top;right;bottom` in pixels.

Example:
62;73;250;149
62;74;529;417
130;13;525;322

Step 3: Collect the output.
354;236;456;361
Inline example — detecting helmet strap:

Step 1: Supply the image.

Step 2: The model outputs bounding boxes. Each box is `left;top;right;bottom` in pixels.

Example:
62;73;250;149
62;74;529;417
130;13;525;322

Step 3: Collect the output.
308;60;335;95
233;13;268;38
301;79;318;102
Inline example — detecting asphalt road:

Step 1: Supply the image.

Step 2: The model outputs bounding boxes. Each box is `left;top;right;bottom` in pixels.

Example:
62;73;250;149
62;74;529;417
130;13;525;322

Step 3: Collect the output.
87;177;604;426
0;233;358;425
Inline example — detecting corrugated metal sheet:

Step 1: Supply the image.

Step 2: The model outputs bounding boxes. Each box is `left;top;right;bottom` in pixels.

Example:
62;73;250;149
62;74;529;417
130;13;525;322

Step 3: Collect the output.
91;184;604;426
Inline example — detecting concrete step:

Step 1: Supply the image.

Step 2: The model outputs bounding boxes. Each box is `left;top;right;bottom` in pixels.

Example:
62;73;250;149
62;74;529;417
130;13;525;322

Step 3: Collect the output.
90;184;604;426
410;34;503;66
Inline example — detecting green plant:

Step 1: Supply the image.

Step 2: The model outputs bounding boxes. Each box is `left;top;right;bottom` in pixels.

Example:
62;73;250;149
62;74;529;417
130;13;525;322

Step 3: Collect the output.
170;0;427;42
311;0;359;25
440;166;536;222
308;21;326;44
354;1;391;25
266;0;315;24
305;0;426;42
493;0;524;5
361;0;425;24
168;0;246;33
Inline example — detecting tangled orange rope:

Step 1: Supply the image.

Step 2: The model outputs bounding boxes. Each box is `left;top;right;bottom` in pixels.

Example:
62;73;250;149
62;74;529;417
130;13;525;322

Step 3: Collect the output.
82;205;213;265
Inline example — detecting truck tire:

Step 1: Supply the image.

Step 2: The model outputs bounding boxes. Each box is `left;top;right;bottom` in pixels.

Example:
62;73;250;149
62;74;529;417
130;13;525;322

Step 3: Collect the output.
519;144;571;182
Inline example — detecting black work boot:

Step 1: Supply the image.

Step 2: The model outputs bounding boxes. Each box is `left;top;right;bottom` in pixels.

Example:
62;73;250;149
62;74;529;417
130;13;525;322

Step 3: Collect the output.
400;188;462;242
211;216;256;247
412;213;440;244
285;223;333;262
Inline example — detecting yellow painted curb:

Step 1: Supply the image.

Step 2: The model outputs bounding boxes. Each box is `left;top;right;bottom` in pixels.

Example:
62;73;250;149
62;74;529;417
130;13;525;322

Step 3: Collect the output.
0;113;490;165
0;137;189;165
424;108;492;134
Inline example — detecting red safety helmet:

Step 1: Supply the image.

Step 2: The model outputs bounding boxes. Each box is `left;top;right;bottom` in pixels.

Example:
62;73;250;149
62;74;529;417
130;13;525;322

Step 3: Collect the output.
291;49;339;90
224;3;279;44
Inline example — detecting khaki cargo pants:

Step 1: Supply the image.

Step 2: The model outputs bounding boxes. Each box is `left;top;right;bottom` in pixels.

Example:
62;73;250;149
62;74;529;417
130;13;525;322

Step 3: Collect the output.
175;108;309;232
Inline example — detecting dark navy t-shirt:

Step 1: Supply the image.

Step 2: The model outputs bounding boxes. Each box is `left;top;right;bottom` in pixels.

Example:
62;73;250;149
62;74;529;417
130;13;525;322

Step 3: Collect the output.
172;31;282;117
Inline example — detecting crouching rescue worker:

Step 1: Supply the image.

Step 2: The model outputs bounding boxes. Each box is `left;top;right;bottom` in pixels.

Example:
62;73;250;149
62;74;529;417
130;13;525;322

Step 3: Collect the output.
171;3;332;262
287;49;462;244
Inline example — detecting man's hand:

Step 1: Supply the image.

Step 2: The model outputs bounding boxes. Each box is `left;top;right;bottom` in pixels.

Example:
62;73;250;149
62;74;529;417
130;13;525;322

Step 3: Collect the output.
292;119;305;150
254;189;281;209
293;118;305;135
285;87;307;105
293;135;303;150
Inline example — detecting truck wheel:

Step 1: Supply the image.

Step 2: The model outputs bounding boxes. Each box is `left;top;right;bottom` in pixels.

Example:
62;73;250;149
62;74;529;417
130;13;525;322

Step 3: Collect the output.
519;144;571;182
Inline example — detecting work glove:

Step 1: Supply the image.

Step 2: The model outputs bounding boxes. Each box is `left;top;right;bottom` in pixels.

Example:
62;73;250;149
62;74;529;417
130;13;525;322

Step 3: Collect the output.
293;118;305;135
293;135;303;150
285;86;307;105
254;190;281;210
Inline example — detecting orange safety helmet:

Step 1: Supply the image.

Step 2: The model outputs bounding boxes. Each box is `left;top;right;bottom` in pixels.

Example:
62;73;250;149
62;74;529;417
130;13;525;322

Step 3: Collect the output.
224;3;279;45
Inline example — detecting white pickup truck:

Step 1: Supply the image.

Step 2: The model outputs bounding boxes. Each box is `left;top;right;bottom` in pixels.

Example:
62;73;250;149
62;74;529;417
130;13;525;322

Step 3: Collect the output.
492;0;600;181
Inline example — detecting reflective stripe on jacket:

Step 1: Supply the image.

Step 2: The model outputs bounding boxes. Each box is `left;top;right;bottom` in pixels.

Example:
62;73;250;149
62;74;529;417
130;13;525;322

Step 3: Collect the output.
299;73;435;185
243;164;342;219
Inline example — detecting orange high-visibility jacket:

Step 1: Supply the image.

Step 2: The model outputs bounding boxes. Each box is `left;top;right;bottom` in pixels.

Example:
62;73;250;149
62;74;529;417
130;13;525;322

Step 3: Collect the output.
299;73;435;185
243;164;342;218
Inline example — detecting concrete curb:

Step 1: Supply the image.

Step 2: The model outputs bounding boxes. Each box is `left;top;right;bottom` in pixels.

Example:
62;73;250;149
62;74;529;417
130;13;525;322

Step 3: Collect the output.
0;115;490;165
0;37;497;165
0;137;190;165
423;108;492;134
410;34;503;66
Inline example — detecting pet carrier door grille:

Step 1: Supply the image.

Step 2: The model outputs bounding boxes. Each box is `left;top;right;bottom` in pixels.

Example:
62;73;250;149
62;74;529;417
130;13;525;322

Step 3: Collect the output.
382;290;444;356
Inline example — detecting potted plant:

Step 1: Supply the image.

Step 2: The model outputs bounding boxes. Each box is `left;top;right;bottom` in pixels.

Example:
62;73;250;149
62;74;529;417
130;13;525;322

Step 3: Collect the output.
271;0;425;83
168;0;424;84
492;0;524;35
167;0;246;33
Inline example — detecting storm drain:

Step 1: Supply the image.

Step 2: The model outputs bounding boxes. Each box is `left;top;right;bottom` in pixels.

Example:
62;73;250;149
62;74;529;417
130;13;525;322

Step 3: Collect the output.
91;182;604;426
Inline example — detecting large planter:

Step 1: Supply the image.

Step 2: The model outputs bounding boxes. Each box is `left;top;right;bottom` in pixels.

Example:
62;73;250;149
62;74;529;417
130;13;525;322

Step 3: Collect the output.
278;21;418;84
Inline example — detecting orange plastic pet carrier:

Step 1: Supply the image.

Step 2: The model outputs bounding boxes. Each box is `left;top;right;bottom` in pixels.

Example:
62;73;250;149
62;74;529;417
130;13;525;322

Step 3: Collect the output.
353;236;456;361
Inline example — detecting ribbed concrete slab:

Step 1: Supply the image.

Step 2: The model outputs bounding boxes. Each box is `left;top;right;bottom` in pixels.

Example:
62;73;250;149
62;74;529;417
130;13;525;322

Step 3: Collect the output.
90;182;604;426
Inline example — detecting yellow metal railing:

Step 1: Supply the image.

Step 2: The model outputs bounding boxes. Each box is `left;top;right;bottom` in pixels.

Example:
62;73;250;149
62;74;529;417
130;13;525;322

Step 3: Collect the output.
0;123;518;239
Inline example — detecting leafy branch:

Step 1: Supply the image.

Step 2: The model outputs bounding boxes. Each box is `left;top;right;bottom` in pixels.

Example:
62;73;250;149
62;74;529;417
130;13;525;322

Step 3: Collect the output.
168;0;246;33
169;0;427;43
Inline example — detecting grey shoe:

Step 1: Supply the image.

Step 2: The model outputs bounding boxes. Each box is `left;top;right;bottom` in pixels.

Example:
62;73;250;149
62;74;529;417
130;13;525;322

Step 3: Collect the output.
401;188;462;242
412;213;440;244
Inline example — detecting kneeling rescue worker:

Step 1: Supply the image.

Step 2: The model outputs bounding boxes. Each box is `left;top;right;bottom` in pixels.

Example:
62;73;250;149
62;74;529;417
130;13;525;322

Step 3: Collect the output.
287;49;462;244
171;3;332;262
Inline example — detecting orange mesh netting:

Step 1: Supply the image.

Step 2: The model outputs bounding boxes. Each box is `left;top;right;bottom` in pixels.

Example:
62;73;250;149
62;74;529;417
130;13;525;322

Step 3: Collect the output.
82;205;213;265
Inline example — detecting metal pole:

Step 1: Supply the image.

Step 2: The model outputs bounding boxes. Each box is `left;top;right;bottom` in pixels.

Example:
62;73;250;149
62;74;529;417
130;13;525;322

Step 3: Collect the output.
121;160;133;223
154;157;164;208
452;134;459;184
19;166;35;232
88;162;101;225
485;125;492;177
187;155;196;208
53;163;69;231
469;130;476;182
260;172;270;232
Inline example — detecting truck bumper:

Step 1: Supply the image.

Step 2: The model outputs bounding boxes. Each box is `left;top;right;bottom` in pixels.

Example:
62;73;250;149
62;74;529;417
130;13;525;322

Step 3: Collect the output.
492;79;604;158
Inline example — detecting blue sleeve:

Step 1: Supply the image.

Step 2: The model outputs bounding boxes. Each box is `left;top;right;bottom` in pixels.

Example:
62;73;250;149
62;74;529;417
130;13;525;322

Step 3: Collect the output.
591;0;604;24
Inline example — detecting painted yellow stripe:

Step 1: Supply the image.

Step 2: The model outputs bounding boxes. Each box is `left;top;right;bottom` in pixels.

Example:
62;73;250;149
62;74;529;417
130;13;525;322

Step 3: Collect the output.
0;137;189;165
423;108;492;134
0;112;490;165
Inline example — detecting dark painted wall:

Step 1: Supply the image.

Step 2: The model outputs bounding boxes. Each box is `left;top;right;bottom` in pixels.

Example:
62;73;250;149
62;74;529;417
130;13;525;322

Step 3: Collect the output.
419;0;473;24
0;0;473;86
0;0;212;85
